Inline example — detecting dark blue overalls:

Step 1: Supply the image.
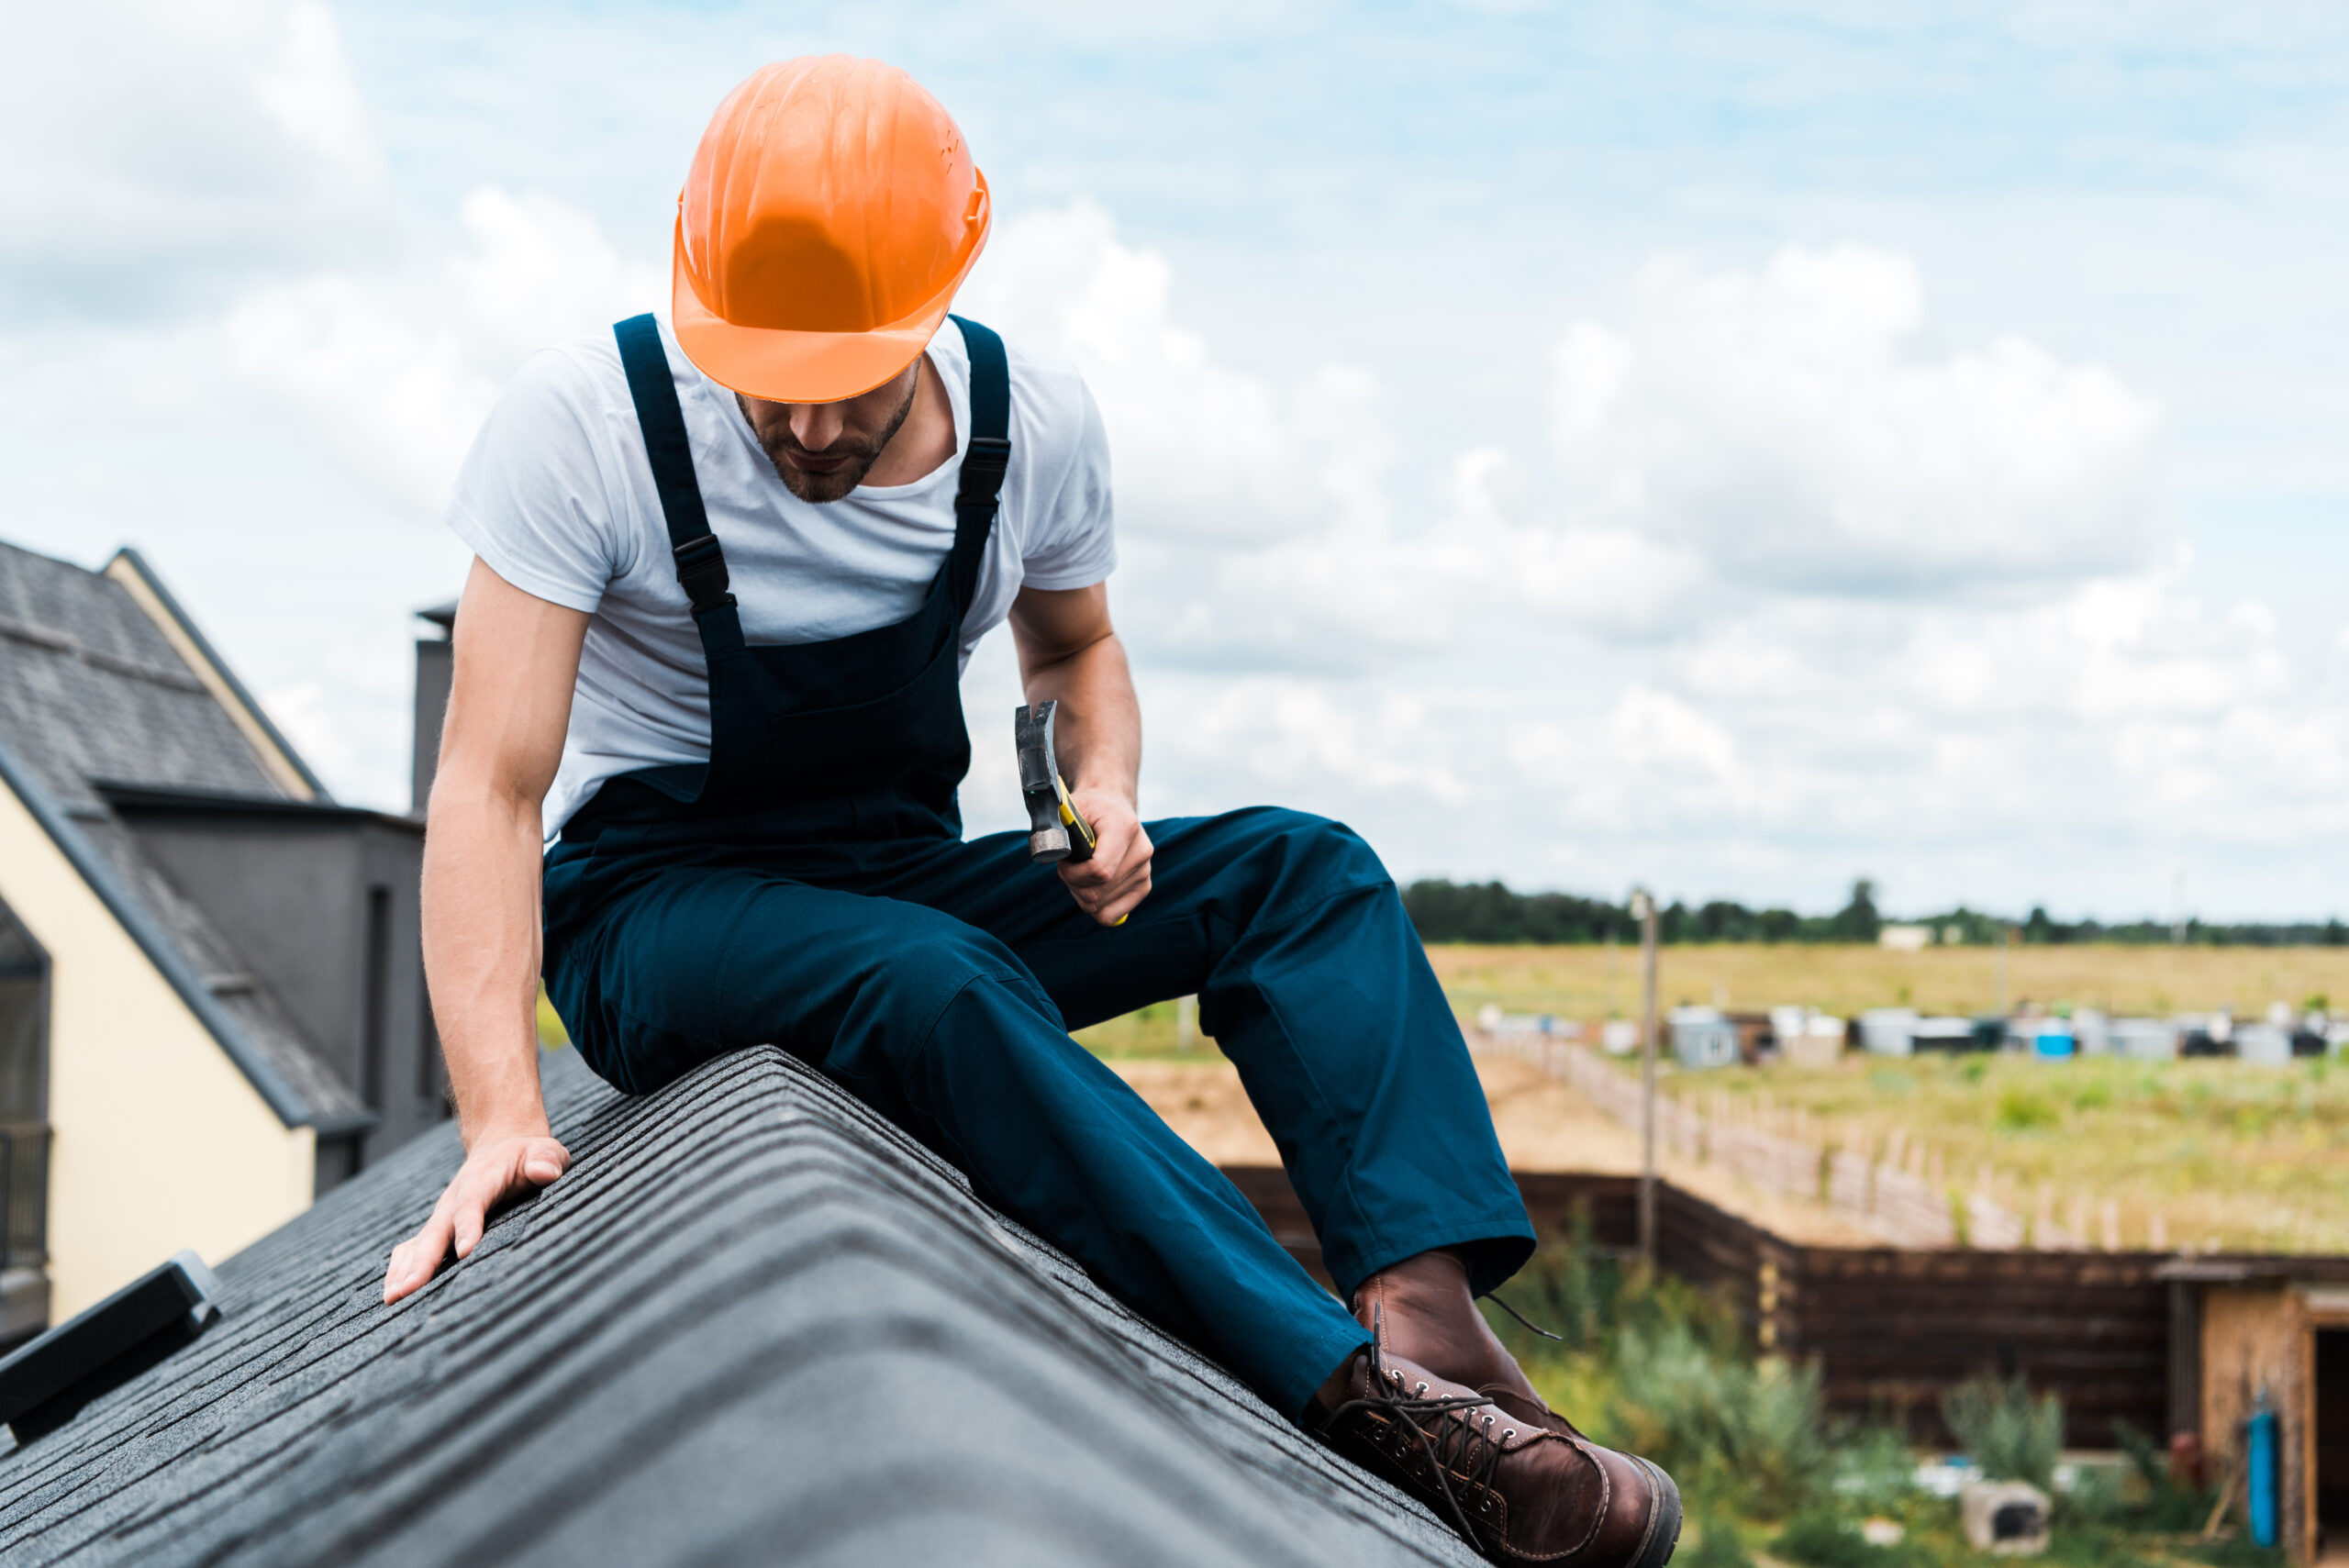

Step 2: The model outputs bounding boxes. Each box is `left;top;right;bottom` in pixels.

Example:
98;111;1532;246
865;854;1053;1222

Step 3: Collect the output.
541;314;1533;1419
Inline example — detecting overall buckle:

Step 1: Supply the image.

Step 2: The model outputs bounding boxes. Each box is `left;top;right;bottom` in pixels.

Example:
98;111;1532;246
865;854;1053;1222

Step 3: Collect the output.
671;533;735;614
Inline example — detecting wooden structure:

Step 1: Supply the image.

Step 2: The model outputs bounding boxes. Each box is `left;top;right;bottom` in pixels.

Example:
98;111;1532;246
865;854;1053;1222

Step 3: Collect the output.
1223;1166;2173;1447
2160;1257;2349;1563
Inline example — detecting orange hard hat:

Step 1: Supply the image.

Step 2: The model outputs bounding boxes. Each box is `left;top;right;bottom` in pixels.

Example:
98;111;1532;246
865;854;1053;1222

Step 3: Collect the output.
672;56;991;404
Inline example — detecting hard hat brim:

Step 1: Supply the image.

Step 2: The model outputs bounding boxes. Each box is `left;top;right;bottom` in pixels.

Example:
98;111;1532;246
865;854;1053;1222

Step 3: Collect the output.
669;179;992;406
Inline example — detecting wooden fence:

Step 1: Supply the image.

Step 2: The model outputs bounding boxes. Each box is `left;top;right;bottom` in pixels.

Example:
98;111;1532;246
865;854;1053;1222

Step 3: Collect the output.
1485;1033;2073;1249
1219;1164;2172;1447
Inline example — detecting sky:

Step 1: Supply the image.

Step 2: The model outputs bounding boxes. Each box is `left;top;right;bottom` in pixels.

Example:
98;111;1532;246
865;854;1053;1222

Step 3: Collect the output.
3;2;2344;921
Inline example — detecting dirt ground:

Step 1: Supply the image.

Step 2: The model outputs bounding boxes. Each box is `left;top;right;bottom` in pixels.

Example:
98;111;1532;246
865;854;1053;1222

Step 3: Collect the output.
1110;1052;1882;1246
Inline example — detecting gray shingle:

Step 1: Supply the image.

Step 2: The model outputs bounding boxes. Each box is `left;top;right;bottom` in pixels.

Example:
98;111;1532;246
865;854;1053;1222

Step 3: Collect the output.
0;543;283;810
0;1047;1477;1566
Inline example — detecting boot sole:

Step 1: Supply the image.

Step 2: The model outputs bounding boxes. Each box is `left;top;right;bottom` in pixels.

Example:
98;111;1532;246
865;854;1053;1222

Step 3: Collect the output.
1630;1457;1683;1568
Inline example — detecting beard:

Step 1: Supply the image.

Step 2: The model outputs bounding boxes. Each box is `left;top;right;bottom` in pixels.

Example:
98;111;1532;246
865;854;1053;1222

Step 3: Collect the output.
740;378;919;504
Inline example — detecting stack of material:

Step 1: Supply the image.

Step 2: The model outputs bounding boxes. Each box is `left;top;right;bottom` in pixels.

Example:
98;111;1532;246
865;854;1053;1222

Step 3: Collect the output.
0;1048;1476;1568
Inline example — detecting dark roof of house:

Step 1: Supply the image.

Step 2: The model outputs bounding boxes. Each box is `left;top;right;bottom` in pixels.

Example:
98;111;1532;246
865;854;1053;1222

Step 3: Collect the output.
0;539;364;1130
0;1045;1478;1567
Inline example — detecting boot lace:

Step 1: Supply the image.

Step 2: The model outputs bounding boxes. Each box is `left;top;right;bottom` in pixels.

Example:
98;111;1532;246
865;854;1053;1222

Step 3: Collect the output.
1320;1305;1519;1542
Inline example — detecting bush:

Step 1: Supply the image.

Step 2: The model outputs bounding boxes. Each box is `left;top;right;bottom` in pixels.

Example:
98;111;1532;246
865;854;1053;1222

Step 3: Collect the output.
1941;1373;2063;1492
1776;1507;1878;1568
2111;1419;2210;1531
1685;1515;1753;1568
1610;1320;1832;1516
1828;1425;1920;1517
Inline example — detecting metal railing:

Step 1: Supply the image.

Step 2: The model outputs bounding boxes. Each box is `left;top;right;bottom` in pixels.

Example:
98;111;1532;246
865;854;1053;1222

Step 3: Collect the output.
0;1123;50;1272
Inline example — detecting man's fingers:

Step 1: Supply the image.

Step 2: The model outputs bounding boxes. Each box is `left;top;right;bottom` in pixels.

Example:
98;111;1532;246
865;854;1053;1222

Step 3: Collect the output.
384;1215;453;1305
450;1162;506;1258
382;1135;571;1303
521;1137;571;1185
1066;849;1152;924
1097;877;1152;926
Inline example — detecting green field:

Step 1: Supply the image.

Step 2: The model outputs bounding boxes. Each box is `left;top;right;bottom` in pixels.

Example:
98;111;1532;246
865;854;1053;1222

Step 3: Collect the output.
1424;941;2349;1021
1613;1046;2349;1254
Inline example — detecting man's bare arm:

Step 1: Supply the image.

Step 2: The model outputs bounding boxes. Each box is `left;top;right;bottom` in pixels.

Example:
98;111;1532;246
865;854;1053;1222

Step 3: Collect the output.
384;558;590;1305
1008;582;1149;926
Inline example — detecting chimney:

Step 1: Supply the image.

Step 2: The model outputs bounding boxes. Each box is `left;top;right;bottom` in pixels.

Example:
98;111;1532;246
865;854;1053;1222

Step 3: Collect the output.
411;603;457;818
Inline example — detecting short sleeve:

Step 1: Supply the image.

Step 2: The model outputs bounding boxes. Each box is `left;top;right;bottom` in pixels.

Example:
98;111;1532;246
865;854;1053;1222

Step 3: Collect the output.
1018;380;1117;591
443;347;633;614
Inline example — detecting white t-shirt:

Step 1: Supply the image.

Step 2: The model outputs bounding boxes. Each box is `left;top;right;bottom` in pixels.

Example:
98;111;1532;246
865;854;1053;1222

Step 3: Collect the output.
444;316;1117;839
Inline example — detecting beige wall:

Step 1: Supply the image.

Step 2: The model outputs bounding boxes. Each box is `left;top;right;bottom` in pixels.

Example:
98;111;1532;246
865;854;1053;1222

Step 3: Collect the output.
0;775;314;1318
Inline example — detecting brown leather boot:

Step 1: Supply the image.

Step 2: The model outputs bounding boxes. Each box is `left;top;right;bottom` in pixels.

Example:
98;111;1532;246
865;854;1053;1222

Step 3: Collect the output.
1318;1338;1682;1567
1353;1250;1546;1411
1348;1254;1681;1562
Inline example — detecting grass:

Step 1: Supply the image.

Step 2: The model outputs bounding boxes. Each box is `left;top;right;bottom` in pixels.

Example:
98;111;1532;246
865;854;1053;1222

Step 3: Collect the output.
1073;998;1222;1061
1591;1048;2349;1254
1424;942;2349;1023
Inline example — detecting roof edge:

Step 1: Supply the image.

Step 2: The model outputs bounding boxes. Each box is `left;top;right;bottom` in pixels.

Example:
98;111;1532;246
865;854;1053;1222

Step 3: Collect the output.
0;732;371;1135
94;781;421;836
102;549;331;804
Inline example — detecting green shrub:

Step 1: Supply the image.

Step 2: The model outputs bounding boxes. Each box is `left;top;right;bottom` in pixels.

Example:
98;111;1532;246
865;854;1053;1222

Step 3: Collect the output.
1489;1230;1895;1524
1775;1507;1876;1568
1609;1319;1831;1516
1828;1425;1919;1516
2111;1418;2210;1531
1684;1515;1753;1568
1940;1373;2063;1491
1997;1087;2061;1130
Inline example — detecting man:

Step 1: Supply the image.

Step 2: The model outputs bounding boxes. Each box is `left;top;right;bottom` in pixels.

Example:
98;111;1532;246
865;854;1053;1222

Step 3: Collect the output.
384;56;1677;1566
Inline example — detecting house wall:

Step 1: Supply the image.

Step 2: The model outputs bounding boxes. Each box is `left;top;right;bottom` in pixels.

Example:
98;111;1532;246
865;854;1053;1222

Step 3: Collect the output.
2203;1284;2308;1559
123;814;439;1173
0;775;314;1319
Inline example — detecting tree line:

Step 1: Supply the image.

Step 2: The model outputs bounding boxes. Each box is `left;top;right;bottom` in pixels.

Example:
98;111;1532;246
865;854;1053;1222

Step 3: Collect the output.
1399;878;2349;948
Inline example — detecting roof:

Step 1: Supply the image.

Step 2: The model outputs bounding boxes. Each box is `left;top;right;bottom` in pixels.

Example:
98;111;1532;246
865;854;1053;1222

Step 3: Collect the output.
0;1045;1478;1566
0;539;364;1131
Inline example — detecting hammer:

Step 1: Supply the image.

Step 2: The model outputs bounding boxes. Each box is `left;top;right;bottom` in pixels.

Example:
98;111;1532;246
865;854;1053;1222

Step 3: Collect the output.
1016;701;1098;865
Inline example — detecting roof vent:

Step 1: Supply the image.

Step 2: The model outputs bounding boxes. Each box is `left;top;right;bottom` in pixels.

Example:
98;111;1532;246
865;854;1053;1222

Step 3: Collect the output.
0;1251;222;1445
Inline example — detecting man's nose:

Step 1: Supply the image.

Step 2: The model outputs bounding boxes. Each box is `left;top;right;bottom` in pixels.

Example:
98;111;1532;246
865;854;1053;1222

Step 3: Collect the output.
788;404;846;451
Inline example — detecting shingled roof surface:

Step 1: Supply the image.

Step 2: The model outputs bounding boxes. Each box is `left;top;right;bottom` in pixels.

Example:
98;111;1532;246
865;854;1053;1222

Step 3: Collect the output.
0;1046;1482;1566
0;539;362;1129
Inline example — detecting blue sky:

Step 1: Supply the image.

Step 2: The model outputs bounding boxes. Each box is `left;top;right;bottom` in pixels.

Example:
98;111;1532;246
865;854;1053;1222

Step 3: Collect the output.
4;2;2344;919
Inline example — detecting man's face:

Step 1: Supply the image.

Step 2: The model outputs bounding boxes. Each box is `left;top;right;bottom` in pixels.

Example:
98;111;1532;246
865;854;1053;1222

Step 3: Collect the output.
736;363;919;504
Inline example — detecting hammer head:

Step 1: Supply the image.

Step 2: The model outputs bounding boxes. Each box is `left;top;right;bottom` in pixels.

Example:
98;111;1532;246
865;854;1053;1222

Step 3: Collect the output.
1015;701;1094;864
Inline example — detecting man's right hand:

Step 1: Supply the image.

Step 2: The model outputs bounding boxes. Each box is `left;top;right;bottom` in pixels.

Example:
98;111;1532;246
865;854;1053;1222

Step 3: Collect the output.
383;1131;571;1305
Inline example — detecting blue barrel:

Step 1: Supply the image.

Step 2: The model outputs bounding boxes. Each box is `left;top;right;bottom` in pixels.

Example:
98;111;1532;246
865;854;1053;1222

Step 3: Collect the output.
2248;1407;2279;1549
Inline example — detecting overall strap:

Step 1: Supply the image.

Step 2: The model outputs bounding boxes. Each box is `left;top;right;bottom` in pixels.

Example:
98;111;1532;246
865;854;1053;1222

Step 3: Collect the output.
613;315;735;617
947;315;1010;609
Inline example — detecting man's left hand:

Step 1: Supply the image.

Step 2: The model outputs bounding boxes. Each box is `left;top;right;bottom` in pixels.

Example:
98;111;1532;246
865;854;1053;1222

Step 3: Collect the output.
1060;786;1152;926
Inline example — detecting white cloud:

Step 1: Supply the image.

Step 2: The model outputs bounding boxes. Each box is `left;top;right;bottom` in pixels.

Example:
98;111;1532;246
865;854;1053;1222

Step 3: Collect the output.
1549;247;2169;599
960;206;1708;671
0;0;387;317
960;200;1385;547
223;187;661;510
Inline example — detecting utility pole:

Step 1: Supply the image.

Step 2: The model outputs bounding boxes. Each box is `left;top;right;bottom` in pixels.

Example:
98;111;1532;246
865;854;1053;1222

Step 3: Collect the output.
1997;925;2012;1017
1631;888;1659;1267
